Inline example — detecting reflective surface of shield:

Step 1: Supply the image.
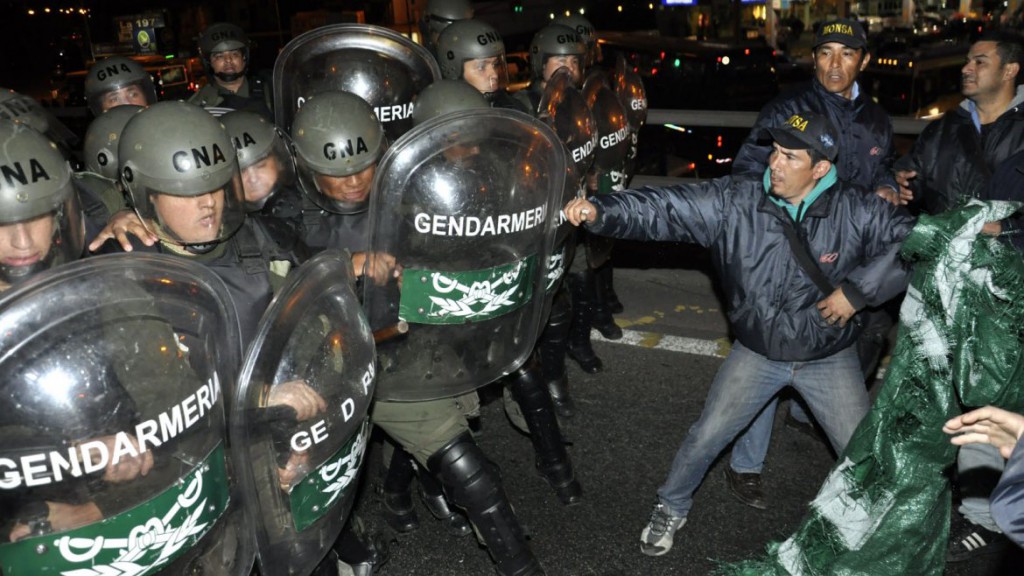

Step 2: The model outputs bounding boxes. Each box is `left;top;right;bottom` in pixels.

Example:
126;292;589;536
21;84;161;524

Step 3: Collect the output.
273;24;440;141
0;254;251;576
232;250;376;576
363;109;567;401
537;68;595;299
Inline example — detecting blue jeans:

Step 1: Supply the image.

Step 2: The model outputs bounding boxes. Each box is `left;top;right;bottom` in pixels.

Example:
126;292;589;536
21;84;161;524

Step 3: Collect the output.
657;341;869;517
957;442;1005;532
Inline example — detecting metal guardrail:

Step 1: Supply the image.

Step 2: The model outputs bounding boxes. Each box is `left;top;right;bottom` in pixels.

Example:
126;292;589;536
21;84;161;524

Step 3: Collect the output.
631;108;932;188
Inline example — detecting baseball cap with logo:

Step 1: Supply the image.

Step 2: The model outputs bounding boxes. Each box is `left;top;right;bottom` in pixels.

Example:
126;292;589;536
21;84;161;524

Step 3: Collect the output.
764;111;838;161
814;18;868;50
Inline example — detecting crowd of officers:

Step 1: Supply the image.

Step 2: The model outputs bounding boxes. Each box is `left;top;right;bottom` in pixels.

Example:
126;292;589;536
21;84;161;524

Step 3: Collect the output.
0;2;644;575
6;2;1024;574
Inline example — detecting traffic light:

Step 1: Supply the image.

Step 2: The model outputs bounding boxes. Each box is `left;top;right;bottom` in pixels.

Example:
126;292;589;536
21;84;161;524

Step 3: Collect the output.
513;3;523;12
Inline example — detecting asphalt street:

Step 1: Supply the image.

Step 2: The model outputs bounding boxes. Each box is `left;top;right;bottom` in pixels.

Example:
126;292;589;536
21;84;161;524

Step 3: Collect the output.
351;241;1023;575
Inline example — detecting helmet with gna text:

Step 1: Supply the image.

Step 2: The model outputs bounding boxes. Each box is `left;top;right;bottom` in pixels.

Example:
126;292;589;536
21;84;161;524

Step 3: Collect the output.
0;120;83;286
552;14;599;68
198;22;251;81
419;0;474;54
436;19;507;86
220;110;297;212
529;24;586;83
83;56;158;116
119;101;246;253
290;91;386;215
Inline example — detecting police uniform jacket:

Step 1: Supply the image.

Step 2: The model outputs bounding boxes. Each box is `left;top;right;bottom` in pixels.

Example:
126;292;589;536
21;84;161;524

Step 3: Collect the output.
189;74;273;119
733;80;898;193
895;86;1024;215
124;218;301;347
584;174;914;362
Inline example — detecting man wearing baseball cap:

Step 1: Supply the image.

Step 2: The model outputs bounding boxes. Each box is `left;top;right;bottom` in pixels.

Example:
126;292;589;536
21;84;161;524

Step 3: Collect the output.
563;111;914;557
728;17;903;506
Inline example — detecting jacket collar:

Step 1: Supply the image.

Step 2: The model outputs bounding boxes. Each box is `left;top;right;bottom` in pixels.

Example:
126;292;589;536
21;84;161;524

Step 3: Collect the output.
812;78;862;111
760;166;838;222
961;85;1024;131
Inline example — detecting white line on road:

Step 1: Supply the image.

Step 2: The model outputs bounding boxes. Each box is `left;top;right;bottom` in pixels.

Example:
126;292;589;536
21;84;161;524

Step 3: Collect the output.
592;328;729;358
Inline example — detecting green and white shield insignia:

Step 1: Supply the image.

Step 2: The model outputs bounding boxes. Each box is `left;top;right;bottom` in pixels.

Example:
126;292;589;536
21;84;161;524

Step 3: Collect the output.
0;443;231;576
399;256;536;324
289;420;369;532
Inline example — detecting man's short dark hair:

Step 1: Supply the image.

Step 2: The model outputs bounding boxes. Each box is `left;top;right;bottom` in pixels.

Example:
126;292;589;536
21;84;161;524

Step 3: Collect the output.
808;148;830;165
978;30;1024;68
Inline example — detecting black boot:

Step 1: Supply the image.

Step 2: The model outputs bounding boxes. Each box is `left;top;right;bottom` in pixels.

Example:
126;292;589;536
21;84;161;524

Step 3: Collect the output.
596;262;624;314
566;271;603;373
417;466;473;537
428;433;546;576
332;515;390;576
380;447;420;533
592;264;623;340
536;287;576;417
509;365;582;506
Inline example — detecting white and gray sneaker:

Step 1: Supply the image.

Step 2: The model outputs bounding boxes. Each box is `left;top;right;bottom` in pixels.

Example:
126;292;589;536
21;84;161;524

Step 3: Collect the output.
639;501;687;556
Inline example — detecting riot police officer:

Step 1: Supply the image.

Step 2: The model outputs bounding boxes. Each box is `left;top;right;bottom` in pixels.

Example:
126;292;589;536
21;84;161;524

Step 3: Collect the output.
435;19;529;113
0;120;84;292
78;104;142;235
114;101;297;344
514;24;587;114
83;56;158;116
419;0;474;55
293;91;549;575
191;22;273;118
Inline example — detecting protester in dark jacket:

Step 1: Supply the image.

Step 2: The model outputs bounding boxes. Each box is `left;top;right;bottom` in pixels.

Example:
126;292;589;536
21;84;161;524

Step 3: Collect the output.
896;31;1024;562
733;19;899;200
564;111;914;557
730;21;903;504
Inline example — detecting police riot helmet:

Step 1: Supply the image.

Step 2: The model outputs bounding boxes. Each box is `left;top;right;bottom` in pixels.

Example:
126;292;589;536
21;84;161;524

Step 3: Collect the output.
412;80;490;126
291;91;386;214
0;87;80;153
84;56;158;116
552;14;599;67
198;22;251;80
436;19;506;81
83;105;143;180
419;0;474;53
0;120;83;285
220;110;297;211
119;101;245;252
529;24;587;81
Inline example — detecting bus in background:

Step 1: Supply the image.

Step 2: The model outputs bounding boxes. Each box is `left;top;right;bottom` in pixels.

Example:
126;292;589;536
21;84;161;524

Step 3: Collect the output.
860;41;967;119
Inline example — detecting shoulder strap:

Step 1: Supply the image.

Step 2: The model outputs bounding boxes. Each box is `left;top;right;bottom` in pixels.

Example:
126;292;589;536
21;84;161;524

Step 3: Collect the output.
780;221;834;295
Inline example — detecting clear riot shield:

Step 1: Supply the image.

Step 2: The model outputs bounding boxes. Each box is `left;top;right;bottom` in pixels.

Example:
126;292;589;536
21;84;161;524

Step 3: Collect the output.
611;55;648;184
273;24;440;141
538;68;597;301
0;254;252;576
363;108;567;401
583;72;630;268
232;250;376;576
